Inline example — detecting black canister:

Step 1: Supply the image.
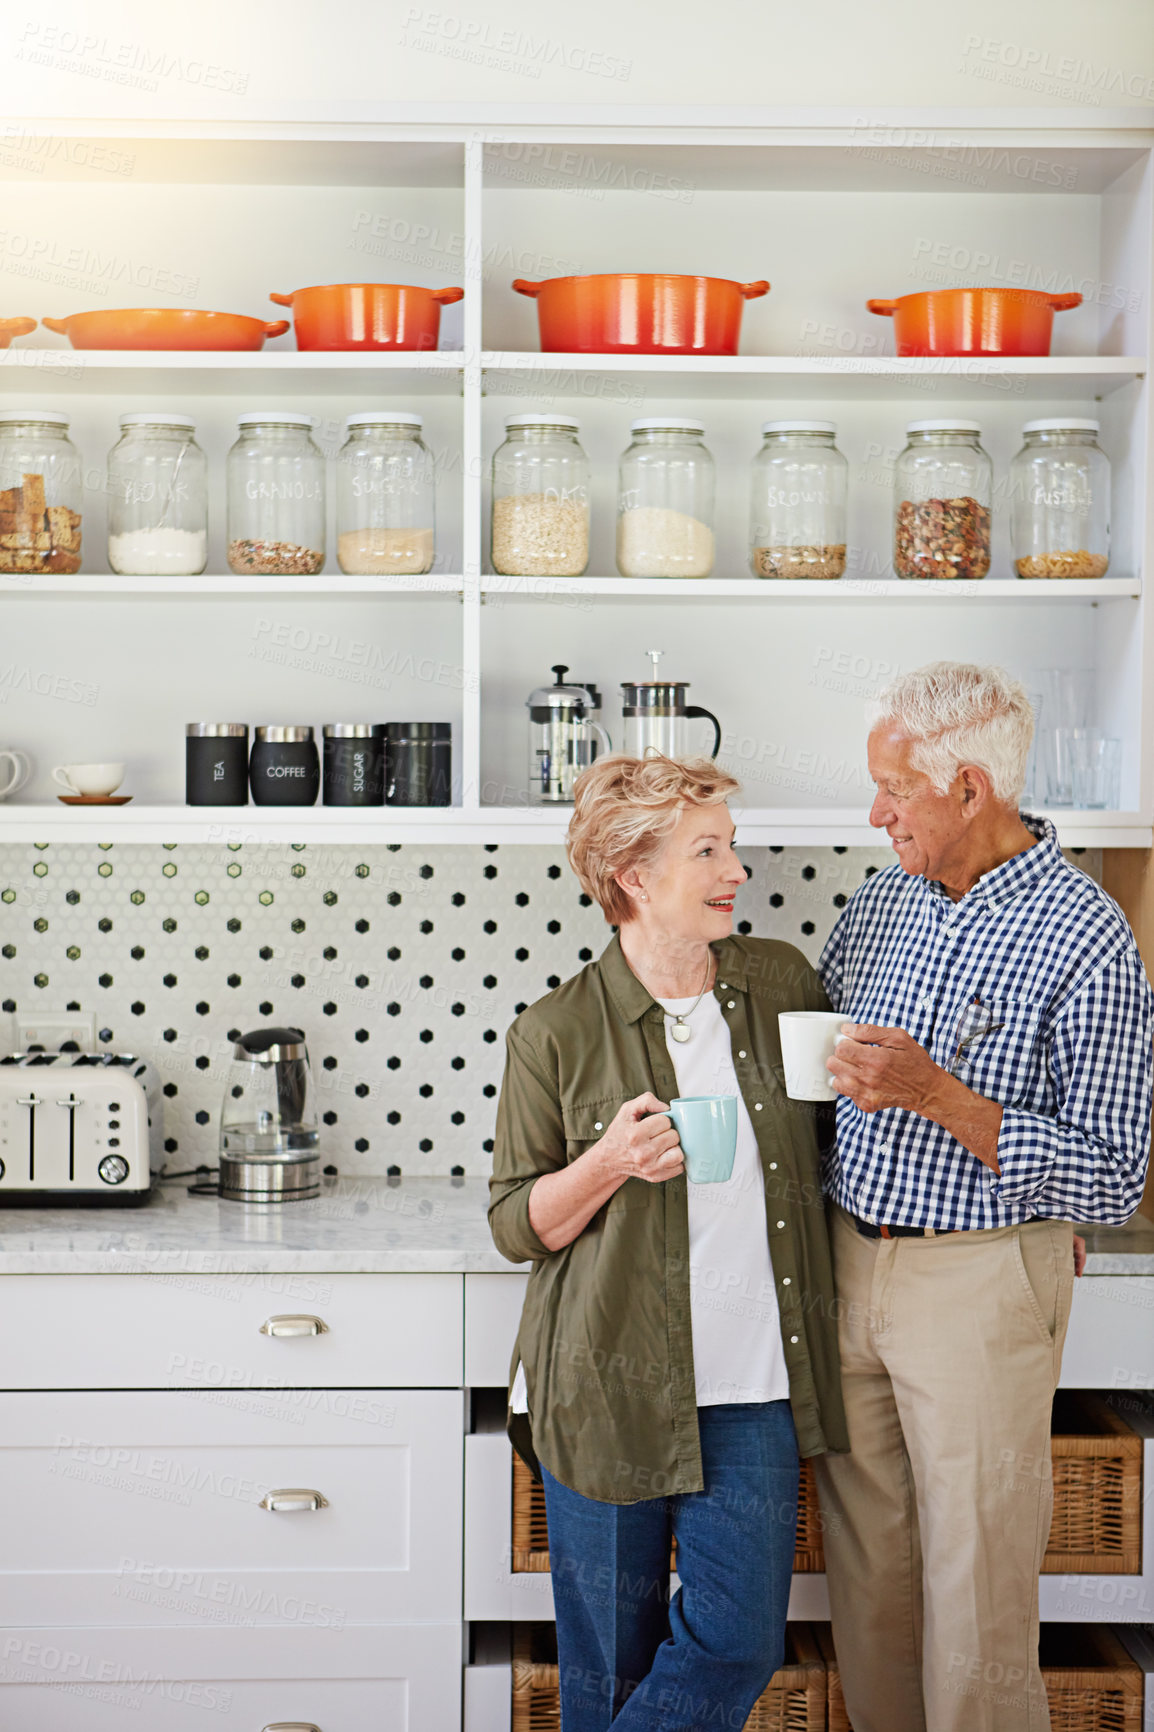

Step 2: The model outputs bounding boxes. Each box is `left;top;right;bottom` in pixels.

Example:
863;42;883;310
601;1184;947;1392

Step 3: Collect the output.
186;724;249;806
250;725;320;806
323;724;385;806
384;722;451;806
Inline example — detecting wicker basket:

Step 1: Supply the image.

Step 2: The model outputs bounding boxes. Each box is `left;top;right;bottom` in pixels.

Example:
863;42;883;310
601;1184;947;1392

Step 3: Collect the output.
813;1621;852;1731
512;1452;827;1576
511;1622;826;1732
1040;1623;1144;1731
1045;1392;1143;1575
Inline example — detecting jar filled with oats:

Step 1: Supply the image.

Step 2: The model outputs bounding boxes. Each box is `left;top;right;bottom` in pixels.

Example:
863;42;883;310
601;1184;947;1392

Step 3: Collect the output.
226;412;326;576
1010;419;1109;580
491;414;590;577
894;420;992;580
750;420;847;579
336;411;435;576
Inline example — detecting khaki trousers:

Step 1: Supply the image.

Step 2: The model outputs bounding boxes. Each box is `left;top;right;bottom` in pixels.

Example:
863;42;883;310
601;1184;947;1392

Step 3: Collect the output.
813;1203;1074;1732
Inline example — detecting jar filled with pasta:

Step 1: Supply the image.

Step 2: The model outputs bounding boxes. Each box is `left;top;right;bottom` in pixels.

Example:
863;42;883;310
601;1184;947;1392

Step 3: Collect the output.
1010;418;1109;580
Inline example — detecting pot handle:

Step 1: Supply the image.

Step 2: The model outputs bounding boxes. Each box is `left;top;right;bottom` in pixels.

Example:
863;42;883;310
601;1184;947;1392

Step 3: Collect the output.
40;317;70;334
512;279;543;298
431;286;465;305
0;317;36;338
1047;292;1083;312
268;292;294;308
739;281;771;300
263;320;291;338
685;705;722;761
866;299;898;317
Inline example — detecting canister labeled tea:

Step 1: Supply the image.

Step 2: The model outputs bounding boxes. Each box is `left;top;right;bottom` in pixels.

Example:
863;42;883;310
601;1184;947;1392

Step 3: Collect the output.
186;723;248;805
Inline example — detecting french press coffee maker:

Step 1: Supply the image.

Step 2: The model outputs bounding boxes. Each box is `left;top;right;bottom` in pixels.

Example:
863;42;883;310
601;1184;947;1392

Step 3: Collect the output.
620;650;722;761
527;664;612;805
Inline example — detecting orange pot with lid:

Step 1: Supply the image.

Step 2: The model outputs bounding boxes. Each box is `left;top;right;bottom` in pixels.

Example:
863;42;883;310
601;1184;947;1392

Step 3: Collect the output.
269;283;464;351
0;317;36;349
512;273;770;355
40;309;289;350
866;287;1083;356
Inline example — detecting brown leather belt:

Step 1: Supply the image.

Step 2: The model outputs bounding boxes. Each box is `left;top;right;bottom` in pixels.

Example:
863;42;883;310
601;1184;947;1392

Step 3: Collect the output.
850;1213;955;1240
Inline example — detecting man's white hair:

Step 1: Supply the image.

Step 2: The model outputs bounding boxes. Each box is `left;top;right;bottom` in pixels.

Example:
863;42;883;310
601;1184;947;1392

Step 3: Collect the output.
867;662;1034;805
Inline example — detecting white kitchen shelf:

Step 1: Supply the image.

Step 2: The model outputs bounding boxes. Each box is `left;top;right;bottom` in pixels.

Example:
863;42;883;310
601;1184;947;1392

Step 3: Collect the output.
0;348;466;395
2;572;465;597
481;575;1142;601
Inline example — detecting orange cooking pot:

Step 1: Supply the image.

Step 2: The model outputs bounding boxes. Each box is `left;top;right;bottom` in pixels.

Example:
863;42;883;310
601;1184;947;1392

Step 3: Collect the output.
0;317;36;349
40;309;290;351
512;273;771;355
866;287;1083;357
269;283;464;351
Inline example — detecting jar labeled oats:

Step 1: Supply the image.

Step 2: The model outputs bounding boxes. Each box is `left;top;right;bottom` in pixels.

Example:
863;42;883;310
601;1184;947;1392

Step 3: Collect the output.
491;414;590;577
616;417;715;578
1010;418;1109;580
226;411;326;576
336;411;435;576
750;420;847;579
894;419;991;581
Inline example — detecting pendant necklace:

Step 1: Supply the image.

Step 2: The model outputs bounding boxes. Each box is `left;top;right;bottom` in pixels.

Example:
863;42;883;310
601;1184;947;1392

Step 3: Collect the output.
668;954;714;1044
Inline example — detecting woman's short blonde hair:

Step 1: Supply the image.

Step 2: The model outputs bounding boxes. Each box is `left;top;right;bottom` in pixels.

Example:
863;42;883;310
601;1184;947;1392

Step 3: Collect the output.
567;754;741;925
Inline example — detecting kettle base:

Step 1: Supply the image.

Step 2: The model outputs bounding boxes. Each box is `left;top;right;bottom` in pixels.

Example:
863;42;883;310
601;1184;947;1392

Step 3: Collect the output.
218;1151;321;1204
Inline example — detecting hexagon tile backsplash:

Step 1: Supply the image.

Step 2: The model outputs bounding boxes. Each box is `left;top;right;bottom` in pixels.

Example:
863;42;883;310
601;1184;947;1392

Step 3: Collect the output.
0;841;1099;1179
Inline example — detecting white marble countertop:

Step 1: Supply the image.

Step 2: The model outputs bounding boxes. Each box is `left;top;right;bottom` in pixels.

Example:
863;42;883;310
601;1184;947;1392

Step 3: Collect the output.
0;1176;523;1275
0;1175;1149;1276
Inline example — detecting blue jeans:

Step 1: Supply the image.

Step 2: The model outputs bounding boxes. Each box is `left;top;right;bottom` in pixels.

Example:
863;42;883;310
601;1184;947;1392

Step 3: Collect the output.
541;1400;799;1731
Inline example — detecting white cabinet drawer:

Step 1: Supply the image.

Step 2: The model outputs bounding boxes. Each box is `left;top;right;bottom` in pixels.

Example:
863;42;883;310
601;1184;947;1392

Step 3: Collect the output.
464;1432;553;1622
0;1272;463;1388
0;1624;462;1730
0;1390;463;1625
464;1273;527;1387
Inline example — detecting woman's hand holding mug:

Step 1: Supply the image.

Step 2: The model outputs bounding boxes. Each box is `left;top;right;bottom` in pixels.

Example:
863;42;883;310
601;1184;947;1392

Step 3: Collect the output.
594;1093;685;1185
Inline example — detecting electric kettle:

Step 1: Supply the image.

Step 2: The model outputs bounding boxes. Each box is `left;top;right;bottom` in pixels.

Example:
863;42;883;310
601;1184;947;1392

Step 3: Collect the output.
218;1026;320;1205
620;650;722;761
527;664;612;805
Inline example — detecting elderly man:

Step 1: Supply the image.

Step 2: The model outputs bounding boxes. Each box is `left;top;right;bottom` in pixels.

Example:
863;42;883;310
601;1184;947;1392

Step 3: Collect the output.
814;661;1153;1732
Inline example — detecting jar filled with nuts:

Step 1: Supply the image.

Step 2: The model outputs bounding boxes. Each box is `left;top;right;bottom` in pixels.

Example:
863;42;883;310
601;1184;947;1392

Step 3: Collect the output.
491;414;590;577
1010;419;1110;580
226;412;326;576
894;420;992;581
749;420;847;579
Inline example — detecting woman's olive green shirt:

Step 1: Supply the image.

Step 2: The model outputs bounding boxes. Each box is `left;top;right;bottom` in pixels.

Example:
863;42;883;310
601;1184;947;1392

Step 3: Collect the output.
488;933;848;1503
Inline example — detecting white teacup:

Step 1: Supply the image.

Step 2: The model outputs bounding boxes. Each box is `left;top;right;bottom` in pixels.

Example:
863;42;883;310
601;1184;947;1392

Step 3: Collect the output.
778;1011;852;1102
0;749;31;801
52;762;125;798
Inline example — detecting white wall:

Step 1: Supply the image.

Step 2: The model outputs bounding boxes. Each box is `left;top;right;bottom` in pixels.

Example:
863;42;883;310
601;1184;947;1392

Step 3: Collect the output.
1;0;1153;119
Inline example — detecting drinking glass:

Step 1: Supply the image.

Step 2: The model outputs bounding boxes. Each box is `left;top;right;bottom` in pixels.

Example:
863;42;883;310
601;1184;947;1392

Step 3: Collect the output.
1061;730;1122;809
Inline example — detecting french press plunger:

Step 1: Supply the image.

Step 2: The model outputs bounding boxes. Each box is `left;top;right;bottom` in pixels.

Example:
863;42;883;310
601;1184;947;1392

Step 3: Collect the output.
620;650;722;761
526;664;612;805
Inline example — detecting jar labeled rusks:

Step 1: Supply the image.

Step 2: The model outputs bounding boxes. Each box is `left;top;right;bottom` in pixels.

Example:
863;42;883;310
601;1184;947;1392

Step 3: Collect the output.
491;414;590;577
336;411;435;576
0;409;82;574
749;420;847;579
1010;418;1109;579
227;412;326;576
894;419;991;580
616;417;715;578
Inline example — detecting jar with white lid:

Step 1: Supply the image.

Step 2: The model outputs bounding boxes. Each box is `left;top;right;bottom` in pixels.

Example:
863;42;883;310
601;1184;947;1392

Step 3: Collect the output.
491;414;590;577
749;420;847;579
226;411;326;576
107;413;207;576
616;417;715;578
894;419;992;580
1010;418;1110;579
336;411;435;576
0;409;81;575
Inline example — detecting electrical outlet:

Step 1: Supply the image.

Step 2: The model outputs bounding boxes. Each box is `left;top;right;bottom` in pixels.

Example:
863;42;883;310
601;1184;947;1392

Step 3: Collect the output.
10;1012;96;1054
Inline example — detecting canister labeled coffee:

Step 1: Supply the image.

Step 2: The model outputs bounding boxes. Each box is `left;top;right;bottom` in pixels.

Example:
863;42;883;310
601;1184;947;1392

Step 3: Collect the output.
323;723;384;806
186;723;248;806
250;725;319;806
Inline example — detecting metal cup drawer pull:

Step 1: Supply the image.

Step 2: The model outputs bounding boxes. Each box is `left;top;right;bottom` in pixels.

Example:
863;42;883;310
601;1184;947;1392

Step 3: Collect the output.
262;1724;323;1731
258;1315;330;1337
259;1488;329;1513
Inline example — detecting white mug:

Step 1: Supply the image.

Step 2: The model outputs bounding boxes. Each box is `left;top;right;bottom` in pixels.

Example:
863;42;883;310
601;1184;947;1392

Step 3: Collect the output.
778;1011;852;1102
52;762;125;797
0;749;31;801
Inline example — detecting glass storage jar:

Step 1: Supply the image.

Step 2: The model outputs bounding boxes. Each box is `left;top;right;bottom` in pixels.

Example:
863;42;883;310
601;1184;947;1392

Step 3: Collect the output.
616;417;715;578
491;414;590;577
1010;418;1110;580
749;420;847;579
894;420;992;580
107;412;207;576
226;412;326;576
336;411;435;576
0;409;82;575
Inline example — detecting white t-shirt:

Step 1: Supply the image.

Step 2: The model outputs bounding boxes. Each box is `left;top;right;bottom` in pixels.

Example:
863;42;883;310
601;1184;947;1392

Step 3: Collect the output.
659;989;790;1407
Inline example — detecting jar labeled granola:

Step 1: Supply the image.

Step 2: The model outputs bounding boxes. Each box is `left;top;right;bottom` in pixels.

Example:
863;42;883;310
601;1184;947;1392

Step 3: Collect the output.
750;420;847;579
336;411;435;576
226;412;326;576
616;417;715;578
1010;418;1109;580
894;420;991;581
491;414;590;577
0;409;82;575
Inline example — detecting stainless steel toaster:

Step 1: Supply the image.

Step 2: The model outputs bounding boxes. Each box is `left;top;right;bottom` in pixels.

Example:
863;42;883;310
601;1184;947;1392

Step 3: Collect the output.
0;1053;162;1206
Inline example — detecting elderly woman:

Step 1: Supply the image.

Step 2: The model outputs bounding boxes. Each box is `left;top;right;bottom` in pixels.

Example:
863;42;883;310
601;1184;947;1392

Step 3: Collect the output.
489;754;847;1732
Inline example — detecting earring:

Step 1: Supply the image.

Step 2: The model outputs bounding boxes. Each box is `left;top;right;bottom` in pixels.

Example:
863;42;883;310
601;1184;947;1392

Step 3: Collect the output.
640;891;649;902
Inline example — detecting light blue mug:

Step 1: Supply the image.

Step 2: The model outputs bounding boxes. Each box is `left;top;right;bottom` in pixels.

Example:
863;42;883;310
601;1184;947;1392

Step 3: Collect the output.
669;1095;738;1184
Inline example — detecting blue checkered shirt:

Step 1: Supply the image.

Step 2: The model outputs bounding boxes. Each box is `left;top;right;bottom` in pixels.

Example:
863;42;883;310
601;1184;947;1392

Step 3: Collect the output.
818;816;1154;1230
